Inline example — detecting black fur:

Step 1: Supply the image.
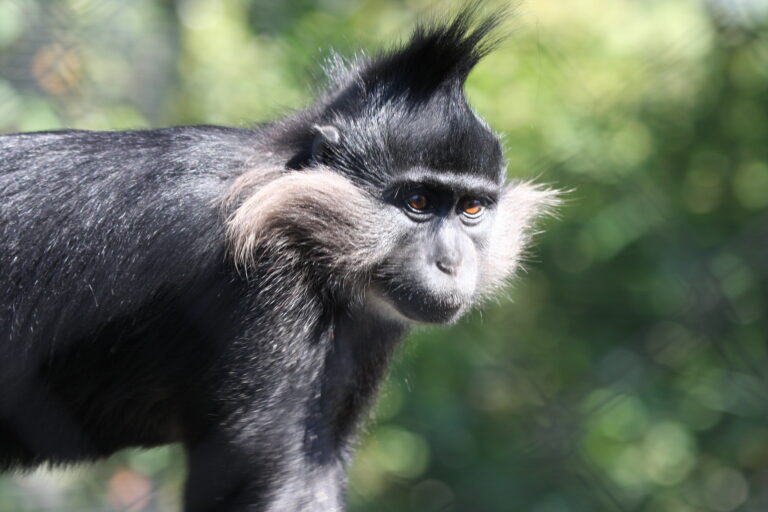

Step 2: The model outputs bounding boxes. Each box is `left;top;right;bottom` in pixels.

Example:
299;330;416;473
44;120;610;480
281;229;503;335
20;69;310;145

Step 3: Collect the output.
282;7;505;185
0;9;550;512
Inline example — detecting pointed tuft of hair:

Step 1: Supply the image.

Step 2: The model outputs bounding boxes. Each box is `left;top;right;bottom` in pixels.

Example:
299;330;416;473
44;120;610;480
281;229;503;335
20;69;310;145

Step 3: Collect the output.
356;4;506;100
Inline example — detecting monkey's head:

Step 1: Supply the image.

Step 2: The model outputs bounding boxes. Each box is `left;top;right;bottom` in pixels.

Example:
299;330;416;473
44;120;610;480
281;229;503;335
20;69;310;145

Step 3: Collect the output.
228;9;558;325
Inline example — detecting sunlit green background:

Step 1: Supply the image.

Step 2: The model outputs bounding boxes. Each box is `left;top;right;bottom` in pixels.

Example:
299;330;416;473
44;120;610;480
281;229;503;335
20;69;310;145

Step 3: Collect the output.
1;0;768;511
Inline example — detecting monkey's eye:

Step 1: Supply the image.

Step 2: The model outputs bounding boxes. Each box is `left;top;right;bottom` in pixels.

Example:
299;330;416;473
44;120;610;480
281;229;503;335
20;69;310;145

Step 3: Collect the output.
404;192;431;213
460;198;484;218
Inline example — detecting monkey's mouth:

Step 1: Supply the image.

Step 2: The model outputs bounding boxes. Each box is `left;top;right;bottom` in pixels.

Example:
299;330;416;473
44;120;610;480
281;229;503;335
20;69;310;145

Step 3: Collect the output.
382;284;468;325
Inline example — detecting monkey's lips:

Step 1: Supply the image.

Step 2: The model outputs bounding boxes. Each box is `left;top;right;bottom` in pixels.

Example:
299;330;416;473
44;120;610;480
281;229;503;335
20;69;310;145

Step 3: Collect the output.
384;285;468;325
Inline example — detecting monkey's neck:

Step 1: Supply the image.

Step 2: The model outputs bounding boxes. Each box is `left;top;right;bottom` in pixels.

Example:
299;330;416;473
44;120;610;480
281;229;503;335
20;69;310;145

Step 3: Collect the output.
245;266;408;462
306;302;408;460
264;304;405;512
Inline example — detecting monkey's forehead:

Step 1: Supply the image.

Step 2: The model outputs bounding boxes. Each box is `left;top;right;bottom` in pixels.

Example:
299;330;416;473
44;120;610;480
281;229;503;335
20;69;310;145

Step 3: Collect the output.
393;126;502;180
386;168;504;196
359;106;505;183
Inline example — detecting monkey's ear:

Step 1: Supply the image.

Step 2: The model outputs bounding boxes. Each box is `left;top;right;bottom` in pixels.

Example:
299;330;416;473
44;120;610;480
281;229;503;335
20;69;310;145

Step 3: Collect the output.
311;125;341;164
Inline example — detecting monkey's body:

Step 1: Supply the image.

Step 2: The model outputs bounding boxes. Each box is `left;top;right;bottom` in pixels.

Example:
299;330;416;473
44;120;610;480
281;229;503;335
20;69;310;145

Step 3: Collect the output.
0;127;400;509
0;128;238;454
0;11;557;512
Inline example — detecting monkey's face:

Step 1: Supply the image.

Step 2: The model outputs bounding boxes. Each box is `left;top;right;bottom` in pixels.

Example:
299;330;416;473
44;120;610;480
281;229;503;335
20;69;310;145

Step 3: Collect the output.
225;165;555;326
371;170;500;324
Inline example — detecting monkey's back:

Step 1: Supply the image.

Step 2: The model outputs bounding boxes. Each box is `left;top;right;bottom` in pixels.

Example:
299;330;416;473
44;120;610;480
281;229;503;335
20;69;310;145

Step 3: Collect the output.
0;127;276;465
0;126;265;352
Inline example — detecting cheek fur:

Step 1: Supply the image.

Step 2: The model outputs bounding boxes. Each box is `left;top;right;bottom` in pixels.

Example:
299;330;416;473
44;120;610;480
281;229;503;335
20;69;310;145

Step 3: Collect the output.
225;169;395;285
478;181;560;298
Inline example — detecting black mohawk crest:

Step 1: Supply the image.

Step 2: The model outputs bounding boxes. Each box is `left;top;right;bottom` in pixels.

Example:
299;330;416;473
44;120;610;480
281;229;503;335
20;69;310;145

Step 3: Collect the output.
292;4;510;181
358;4;506;100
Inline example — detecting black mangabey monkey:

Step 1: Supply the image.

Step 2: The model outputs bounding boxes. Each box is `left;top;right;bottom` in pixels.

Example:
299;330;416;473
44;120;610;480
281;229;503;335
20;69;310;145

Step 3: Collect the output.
0;8;557;512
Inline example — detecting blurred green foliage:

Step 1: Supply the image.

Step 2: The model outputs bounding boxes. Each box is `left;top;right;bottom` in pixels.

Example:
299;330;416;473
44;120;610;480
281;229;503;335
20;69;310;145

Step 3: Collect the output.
1;0;768;511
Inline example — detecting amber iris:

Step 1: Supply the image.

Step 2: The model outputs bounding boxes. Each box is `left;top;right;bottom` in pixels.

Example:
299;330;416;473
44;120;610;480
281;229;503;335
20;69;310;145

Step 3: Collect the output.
406;192;429;211
461;198;483;216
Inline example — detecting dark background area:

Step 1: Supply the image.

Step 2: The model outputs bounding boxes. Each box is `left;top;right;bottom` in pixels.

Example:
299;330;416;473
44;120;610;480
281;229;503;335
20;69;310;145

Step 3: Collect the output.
1;0;767;511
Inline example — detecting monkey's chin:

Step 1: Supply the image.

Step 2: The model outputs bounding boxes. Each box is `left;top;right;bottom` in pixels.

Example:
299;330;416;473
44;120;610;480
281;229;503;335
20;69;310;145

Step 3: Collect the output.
366;286;467;326
399;300;466;325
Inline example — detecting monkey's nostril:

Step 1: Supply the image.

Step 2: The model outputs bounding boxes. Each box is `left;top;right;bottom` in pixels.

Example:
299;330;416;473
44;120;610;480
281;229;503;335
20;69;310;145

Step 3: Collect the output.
436;260;456;276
